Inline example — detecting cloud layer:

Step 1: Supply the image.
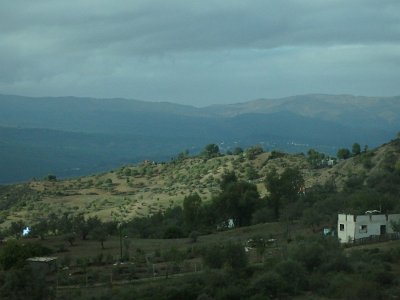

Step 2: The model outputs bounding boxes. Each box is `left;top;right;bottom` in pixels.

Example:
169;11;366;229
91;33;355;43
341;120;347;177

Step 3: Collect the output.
1;0;399;105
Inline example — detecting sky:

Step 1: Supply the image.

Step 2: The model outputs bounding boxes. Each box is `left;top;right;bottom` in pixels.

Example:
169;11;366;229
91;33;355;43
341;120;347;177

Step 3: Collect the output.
1;0;400;106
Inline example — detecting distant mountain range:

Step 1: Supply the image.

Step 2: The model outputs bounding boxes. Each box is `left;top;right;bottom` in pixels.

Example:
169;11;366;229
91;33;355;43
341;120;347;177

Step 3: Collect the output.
0;93;399;183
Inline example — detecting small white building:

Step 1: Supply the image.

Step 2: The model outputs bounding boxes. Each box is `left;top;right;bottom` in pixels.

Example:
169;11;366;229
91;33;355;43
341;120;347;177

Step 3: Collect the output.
338;213;400;243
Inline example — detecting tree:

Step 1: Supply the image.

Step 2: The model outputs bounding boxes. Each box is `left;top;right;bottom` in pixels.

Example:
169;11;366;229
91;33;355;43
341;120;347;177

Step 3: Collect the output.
213;180;261;227
9;221;25;239
265;167;304;219
201;244;225;269
337;148;351;159
202;144;220;159
65;233;76;246
177;149;189;161
73;214;89;240
0;240;52;270
275;260;308;295
183;194;203;231
91;225;107;249
163;226;184;239
47;212;59;235
59;212;73;234
246;145;264;160
224;241;248;270
364;144;369;153
219;171;237;190
302;208;324;232
395;160;400;173
0;240;29;270
73;214;101;240
245;164;259;180
233;147;244;155
31;219;48;240
201;242;247;270
45;174;57;181
0;265;54;300
307;149;325;168
390;219;400;233
352;143;361;156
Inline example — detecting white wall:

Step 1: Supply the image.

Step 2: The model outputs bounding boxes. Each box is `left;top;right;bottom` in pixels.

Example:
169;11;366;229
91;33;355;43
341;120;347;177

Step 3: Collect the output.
337;214;400;243
353;215;385;240
338;214;355;243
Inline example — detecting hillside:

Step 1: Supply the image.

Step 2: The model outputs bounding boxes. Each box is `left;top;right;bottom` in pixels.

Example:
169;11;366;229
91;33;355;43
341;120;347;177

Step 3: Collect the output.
1;137;399;228
0;93;398;183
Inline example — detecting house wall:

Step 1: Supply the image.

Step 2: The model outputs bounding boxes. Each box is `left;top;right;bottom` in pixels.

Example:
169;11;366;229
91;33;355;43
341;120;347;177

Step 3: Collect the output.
338;214;355;243
338;213;400;243
353;215;385;240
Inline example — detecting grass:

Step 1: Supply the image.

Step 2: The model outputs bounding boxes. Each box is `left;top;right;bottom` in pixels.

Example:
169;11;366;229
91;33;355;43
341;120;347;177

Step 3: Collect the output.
32;221;293;263
36;221;400;300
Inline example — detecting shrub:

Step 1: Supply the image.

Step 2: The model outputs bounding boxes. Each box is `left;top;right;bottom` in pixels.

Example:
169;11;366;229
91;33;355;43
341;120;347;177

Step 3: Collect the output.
0;240;53;270
202;242;248;271
275;260;308;294
250;271;285;299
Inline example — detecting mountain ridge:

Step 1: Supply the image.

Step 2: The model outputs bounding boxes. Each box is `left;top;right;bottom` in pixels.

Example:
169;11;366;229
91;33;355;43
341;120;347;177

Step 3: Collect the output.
0;93;398;183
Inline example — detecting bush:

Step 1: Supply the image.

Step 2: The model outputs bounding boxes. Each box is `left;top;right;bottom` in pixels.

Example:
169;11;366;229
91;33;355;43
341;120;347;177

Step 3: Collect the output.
250;271;285;299
163;226;184;239
0;240;53;270
275;260;308;294
224;241;248;270
269;150;285;159
246;146;264;160
202;242;248;271
202;244;225;269
251;207;276;224
189;231;200;243
290;237;340;272
0;265;54;300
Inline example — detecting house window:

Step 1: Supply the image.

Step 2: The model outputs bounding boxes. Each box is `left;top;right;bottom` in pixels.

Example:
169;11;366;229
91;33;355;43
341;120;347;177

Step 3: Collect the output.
359;225;367;233
339;224;344;231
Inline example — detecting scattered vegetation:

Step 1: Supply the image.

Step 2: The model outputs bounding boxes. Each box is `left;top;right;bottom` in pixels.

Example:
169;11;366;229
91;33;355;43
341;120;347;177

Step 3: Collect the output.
1;138;400;299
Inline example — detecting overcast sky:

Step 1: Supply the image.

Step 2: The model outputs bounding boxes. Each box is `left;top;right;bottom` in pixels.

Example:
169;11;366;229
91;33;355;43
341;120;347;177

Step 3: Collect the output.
1;0;399;106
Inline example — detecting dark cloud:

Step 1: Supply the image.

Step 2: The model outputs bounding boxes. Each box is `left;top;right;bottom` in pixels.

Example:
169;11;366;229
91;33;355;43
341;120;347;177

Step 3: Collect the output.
0;0;399;105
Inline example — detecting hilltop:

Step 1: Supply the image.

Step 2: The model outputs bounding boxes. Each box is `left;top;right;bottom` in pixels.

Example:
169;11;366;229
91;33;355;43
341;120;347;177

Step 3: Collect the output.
1;137;399;228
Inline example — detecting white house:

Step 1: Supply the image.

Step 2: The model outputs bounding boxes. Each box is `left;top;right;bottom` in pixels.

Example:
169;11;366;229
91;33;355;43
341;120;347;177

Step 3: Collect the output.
337;213;400;243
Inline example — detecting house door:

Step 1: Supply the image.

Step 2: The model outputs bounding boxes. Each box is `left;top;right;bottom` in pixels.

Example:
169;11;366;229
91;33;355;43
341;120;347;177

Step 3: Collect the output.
380;225;386;235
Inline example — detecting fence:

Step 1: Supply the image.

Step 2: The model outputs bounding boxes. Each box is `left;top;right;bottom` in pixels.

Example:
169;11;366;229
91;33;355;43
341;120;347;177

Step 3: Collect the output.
353;233;400;245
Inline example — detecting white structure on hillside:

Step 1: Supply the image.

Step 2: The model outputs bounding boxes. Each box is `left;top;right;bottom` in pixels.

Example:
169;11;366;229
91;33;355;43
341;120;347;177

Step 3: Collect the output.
338;213;400;243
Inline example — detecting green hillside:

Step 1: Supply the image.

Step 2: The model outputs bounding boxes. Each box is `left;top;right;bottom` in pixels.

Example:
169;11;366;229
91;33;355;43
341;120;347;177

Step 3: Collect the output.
1;137;400;229
1;138;400;299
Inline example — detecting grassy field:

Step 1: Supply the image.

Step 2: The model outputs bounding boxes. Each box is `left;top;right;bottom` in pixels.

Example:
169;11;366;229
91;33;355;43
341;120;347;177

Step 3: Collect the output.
15;220;306;293
34;221;293;262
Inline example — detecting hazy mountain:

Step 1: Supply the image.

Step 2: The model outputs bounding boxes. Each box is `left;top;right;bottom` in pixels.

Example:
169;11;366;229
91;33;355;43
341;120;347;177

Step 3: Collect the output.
202;94;400;130
0;93;398;183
